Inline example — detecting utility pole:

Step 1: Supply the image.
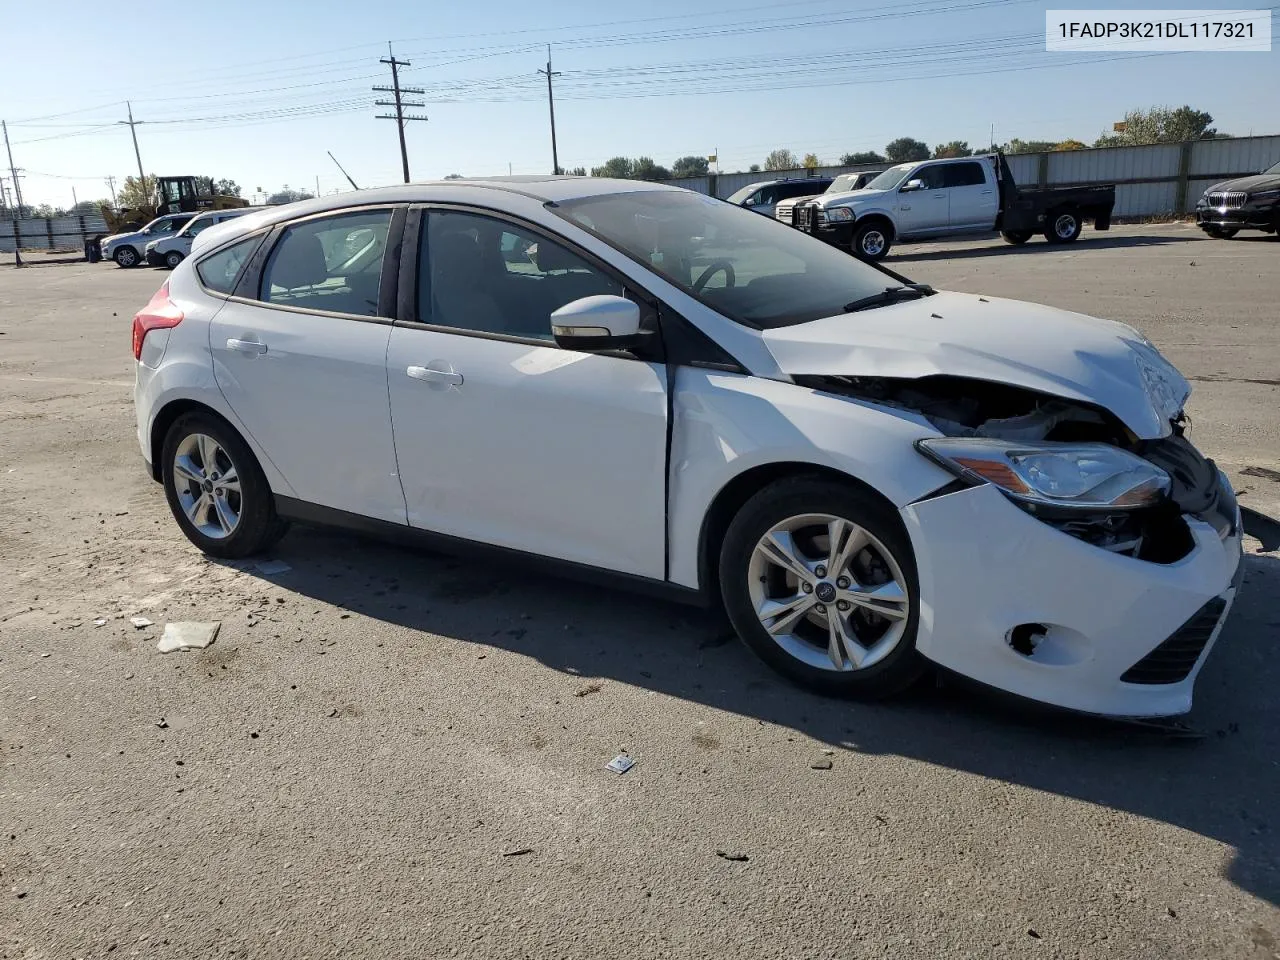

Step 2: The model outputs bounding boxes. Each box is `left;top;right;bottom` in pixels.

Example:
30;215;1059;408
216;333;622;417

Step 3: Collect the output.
374;44;427;184
3;120;25;211
119;102;146;186
537;45;561;175
72;186;78;210
316;175;320;198
105;175;118;206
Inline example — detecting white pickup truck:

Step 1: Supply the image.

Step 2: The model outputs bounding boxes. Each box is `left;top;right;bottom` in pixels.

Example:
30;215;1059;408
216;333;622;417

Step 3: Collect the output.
790;153;1116;260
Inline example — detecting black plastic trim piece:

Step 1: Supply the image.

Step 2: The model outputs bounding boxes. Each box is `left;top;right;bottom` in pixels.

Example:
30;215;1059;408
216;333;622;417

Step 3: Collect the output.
274;496;708;608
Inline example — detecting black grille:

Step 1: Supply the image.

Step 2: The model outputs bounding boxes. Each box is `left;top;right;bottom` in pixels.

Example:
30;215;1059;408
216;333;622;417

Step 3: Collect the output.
795;204;814;231
1120;597;1226;685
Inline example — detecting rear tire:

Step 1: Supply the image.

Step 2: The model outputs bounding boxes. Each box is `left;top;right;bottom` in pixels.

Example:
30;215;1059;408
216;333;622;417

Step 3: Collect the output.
114;246;139;268
162;412;289;559
852;221;891;261
1001;230;1032;245
718;476;924;699
1044;210;1082;244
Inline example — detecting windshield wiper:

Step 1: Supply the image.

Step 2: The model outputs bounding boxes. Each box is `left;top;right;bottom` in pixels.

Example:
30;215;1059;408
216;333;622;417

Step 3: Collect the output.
842;283;935;313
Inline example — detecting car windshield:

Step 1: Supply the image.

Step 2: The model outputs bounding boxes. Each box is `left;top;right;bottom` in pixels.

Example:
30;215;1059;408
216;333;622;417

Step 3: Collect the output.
864;164;916;191
725;184;763;205
1265;160;1280;175
552;190;906;328
827;174;866;193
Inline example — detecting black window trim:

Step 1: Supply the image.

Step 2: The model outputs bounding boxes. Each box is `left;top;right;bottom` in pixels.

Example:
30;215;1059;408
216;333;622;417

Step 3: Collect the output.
220;203;408;325
945;160;986;188
395;202;668;362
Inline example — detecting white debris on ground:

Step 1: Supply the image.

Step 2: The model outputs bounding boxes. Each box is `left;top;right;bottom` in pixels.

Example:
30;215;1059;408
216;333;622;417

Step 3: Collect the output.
129;616;153;629
606;754;635;775
156;621;221;653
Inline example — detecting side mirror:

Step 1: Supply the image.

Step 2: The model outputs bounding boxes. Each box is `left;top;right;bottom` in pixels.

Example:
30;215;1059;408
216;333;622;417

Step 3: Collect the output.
901;179;924;193
743;196;758;206
551;295;642;351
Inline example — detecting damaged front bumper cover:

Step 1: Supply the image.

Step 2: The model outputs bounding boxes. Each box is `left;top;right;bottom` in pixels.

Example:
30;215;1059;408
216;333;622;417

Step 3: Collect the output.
901;466;1242;718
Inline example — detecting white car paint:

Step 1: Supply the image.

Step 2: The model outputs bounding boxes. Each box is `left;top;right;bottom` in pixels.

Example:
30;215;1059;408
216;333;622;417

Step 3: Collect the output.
147;209;257;265
133;177;1242;718
761;292;1189;439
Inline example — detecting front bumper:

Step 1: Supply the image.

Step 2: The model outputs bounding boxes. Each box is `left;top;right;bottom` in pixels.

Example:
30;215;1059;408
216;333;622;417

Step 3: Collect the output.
793;203;853;247
1196;202;1278;231
901;477;1243;717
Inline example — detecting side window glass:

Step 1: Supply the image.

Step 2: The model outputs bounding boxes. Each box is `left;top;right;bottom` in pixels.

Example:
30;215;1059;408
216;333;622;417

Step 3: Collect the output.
944;162;985;188
917;167;946;190
187;218;213;237
261;210;392;317
197;236;263;296
422;210;623;341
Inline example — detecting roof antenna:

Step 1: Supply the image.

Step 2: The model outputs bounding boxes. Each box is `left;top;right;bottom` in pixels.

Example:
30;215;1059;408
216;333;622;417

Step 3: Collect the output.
327;150;360;191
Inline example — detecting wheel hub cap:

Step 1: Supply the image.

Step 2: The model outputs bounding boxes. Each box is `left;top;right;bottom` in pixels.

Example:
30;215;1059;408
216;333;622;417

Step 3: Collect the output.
747;513;910;673
173;433;242;540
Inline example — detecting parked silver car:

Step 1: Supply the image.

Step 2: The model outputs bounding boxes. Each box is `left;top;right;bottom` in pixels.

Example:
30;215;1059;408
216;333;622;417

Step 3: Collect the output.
146;209;257;268
102;214;196;268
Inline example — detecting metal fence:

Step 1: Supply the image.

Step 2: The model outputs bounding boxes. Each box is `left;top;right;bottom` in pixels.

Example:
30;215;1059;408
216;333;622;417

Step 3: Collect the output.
660;134;1280;219
0;213;110;253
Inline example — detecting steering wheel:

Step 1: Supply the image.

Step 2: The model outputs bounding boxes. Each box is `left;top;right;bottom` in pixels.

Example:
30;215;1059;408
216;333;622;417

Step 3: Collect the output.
693;260;736;293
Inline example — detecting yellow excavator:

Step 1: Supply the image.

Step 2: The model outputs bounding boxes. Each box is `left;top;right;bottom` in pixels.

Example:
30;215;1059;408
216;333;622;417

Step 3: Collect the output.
88;175;249;260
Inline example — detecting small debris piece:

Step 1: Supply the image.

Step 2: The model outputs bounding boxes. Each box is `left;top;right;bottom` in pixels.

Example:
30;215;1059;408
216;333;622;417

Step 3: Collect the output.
93;618;107;627
1242;466;1280;483
810;759;833;770
156;621;220;653
155;719;169;729
501;847;534;857
821;748;836;755
575;681;602;698
40;653;50;658
130;617;153;629
1167;907;1178;918
1027;928;1041;940
715;850;749;862
606;754;635;775
326;708;339;718
255;559;293;575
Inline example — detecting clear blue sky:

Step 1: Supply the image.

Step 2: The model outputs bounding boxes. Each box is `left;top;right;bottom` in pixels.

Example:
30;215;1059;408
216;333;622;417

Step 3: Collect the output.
3;0;1277;207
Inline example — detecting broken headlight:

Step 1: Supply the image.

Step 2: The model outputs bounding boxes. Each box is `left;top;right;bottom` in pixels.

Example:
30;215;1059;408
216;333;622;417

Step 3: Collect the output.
916;438;1171;510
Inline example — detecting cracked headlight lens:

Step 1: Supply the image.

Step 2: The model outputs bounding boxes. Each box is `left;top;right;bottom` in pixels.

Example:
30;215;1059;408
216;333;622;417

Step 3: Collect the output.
917;438;1171;510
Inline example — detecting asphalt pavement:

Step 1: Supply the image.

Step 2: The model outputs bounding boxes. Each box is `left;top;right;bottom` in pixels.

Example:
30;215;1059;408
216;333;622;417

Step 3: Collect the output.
2;223;1278;959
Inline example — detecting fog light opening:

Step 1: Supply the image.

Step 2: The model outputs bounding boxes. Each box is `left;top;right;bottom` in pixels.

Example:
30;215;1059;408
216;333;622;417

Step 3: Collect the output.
1008;623;1048;657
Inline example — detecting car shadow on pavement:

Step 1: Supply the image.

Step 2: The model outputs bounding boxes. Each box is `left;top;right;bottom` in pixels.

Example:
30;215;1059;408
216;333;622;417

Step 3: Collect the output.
229;528;1280;907
891;232;1195;263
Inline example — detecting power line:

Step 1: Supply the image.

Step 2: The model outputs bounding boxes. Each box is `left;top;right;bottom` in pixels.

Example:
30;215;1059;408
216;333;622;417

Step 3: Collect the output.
374;45;428;183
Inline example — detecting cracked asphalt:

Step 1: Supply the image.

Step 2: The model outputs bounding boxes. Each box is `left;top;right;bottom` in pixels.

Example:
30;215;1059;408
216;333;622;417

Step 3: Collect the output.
2;223;1278;959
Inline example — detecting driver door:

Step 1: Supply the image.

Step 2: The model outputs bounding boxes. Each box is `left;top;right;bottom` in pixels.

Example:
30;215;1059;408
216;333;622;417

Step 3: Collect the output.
895;165;949;235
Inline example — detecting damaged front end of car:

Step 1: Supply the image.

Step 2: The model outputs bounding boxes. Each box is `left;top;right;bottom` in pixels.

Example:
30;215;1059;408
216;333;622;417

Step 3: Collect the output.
794;372;1245;717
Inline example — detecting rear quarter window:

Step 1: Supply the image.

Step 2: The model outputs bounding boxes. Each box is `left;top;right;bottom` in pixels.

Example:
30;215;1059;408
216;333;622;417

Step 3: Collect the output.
197;235;265;296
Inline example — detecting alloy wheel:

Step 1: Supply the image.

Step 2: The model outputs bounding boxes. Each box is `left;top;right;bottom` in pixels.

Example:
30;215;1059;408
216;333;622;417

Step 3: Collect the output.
1054;214;1078;239
172;433;242;539
860;230;886;256
747;513;910;672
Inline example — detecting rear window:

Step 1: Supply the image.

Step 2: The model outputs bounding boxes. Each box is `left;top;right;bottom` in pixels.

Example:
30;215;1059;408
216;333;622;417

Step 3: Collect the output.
197;235;263;296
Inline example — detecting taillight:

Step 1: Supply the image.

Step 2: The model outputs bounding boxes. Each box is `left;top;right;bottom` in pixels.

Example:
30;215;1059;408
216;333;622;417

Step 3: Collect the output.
132;281;184;361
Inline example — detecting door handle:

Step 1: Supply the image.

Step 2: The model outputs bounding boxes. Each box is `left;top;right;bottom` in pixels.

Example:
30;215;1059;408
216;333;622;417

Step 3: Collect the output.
932;193;947;198
407;365;463;386
900;204;911;210
226;338;267;355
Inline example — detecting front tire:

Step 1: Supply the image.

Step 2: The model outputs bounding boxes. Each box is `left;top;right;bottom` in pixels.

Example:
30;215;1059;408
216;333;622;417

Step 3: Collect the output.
1203;226;1238;240
718;477;924;698
1044;210;1082;244
114;246;139;268
162;412;288;558
1001;230;1032;245
164;250;184;269
852;221;891;261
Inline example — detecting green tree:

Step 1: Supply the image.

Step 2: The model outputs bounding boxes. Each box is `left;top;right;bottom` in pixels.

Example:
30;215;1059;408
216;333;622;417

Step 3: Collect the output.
932;141;973;159
1094;105;1225;147
1002;139;1057;154
748;164;761;173
443;174;464;180
763;149;799;171
267;188;314;205
884;138;930;162
591;157;635;178
116;174;157;211
802;152;820;169
1054;139;1087;151
671;155;709;178
840;151;885;165
632;157;672;180
568;167;587;176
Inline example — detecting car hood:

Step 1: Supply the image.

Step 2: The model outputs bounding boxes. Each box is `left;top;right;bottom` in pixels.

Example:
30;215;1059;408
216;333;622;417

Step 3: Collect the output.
1204;173;1280;195
816;188;889;208
761;291;1189;439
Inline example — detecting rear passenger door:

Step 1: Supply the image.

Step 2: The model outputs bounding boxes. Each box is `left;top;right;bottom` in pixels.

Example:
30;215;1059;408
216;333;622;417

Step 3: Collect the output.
945;160;996;231
207;206;409;524
385;207;669;578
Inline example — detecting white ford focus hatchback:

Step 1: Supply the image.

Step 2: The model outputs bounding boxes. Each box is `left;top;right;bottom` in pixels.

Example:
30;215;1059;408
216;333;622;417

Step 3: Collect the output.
132;178;1243;717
